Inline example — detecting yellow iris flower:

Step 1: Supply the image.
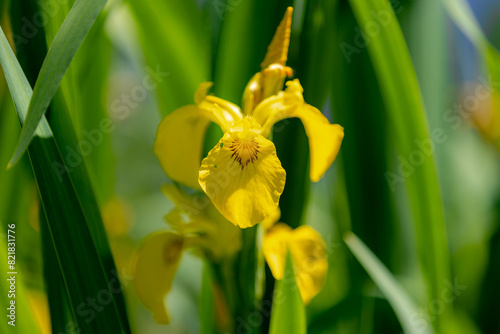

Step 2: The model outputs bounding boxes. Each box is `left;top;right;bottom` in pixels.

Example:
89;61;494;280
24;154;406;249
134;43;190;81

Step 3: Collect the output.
263;223;328;305
133;190;328;324
154;7;344;228
132;184;241;324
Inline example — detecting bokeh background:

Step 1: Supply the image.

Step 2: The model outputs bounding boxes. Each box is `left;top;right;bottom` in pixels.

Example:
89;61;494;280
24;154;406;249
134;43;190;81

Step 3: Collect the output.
0;0;499;333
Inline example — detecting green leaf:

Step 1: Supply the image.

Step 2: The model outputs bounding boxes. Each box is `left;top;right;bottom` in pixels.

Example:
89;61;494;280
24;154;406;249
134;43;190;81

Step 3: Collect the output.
7;1;130;329
269;252;306;334
40;5;115;204
330;1;393;266
344;232;433;334
234;225;259;326
71;16;114;203
199;264;217;334
0;26;127;333
8;0;108;167
346;0;451;331
295;0;338;108
40;212;75;333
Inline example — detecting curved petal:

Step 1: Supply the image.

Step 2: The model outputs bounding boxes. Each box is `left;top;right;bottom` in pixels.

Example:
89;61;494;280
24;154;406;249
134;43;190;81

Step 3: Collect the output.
162;185;242;260
261;207;281;231
263;223;328;304
132;232;184;324
154;83;242;189
242;65;293;115
154;105;212;189
256;79;344;182
242;72;263;115
288;225;328;304
262;223;292;279
196;82;243;122
198;118;286;228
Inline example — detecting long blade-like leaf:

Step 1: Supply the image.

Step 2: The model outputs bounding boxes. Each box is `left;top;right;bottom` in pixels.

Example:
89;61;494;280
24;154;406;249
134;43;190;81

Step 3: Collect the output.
269;253;306;334
40;212;74;333
346;0;452;332
344;232;433;334
0;26;127;333
8;0;107;167
199;265;217;334
8;0;130;330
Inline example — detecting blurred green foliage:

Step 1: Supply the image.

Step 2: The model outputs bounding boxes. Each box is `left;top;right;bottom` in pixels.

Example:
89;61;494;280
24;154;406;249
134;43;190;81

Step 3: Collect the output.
0;0;499;333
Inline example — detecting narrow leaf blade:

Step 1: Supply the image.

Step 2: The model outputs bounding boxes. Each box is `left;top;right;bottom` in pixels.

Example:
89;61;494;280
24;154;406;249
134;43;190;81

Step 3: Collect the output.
0;26;127;333
8;0;107;167
344;232;433;334
269;252;306;334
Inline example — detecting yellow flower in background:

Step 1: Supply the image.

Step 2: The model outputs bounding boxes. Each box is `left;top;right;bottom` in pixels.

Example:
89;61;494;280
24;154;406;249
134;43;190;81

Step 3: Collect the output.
154;7;344;228
471;90;500;148
132;231;183;324
133;187;328;322
132;184;241;324
263;223;328;305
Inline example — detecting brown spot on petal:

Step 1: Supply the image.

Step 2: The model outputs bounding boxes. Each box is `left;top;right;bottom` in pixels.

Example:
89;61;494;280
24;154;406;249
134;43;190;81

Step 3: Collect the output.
163;238;183;265
229;138;260;169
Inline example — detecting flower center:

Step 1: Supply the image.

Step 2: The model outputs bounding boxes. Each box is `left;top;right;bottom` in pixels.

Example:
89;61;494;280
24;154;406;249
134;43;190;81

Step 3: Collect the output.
230;138;260;169
163;238;183;264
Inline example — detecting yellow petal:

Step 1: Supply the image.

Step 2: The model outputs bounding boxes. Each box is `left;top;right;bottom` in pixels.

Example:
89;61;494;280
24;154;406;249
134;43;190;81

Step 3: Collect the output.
261;207;281;231
288;225;328;304
161;183;202;217
101;197;133;237
161;183;242;259
256;79;344;182
242;66;293;115
132;232;184;324
198;117;286;228
261;7;293;69
242;72;263;115
262;223;292;279
167;207;242;260
154;105;211;189
263;224;328;304
154;83;242;189
196;82;243;122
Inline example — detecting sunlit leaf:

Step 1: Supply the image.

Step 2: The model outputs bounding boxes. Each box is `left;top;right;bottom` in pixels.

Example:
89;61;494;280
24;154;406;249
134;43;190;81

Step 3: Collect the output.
344;232;433;334
0;26;128;333
8;0;108;167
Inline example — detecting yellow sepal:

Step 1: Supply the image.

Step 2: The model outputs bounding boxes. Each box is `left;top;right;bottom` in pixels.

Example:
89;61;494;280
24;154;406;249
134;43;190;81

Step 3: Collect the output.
154;83;243;189
263;223;328;304
162;184;242;260
255;79;344;182
132;231;184;324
